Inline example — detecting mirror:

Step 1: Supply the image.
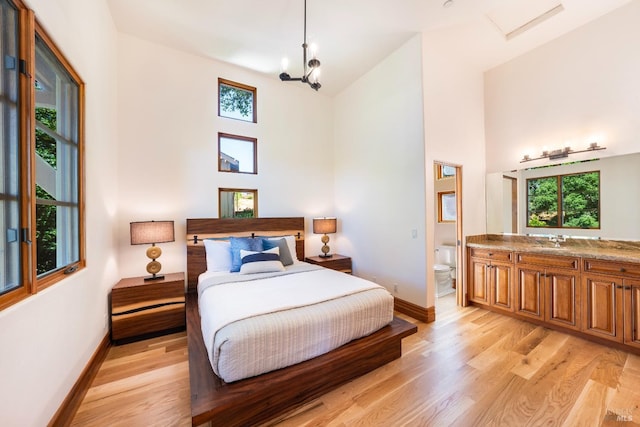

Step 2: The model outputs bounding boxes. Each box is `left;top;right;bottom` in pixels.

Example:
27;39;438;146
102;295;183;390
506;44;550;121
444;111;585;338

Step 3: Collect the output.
486;152;640;240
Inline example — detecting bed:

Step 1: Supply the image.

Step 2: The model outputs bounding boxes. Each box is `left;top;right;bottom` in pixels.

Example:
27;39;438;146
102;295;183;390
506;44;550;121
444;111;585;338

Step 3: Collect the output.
186;217;417;426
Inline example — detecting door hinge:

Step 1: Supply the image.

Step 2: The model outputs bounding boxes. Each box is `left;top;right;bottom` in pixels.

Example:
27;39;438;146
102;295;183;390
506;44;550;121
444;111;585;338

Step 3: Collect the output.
19;59;31;77
21;228;32;244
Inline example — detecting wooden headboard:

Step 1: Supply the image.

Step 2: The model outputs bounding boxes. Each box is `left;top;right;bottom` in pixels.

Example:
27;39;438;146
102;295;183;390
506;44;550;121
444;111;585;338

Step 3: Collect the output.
186;217;305;292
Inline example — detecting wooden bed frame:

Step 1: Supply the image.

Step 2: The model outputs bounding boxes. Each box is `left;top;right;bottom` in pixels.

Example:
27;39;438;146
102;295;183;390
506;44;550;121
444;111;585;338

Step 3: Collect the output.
186;217;417;426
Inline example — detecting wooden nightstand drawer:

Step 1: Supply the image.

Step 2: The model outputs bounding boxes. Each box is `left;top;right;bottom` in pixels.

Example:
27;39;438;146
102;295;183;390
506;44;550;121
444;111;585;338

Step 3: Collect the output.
111;272;185;342
305;254;352;274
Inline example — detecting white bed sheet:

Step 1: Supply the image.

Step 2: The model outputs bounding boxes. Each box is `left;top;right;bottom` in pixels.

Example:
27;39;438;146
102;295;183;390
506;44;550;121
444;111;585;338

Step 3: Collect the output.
197;264;394;383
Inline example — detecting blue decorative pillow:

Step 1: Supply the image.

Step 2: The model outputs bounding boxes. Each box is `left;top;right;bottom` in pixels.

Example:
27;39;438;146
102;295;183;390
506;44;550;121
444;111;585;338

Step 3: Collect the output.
262;238;293;266
229;237;263;272
239;247;285;274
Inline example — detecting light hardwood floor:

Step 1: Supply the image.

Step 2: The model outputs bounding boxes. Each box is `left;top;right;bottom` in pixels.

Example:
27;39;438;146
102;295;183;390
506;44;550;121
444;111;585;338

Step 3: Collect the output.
71;295;640;426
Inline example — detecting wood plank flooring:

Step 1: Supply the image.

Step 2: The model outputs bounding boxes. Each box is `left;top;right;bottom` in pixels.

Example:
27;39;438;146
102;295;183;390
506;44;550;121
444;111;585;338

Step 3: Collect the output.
71;295;640;426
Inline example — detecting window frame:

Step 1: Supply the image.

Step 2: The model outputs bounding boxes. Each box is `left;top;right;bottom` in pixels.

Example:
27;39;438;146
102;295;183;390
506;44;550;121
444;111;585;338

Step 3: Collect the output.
526;170;600;230
218;188;258;219
218;78;257;123
218;132;257;174
0;0;85;310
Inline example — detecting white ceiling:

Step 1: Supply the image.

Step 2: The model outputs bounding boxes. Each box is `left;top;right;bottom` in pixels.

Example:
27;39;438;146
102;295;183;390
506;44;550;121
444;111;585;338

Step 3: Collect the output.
107;0;632;96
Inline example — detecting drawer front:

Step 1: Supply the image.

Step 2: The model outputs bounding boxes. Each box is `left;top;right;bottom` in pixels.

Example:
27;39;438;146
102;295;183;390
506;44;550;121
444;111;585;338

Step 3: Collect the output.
583;258;640;278
112;280;185;312
516;253;579;270
329;258;352;272
111;303;185;341
469;248;512;263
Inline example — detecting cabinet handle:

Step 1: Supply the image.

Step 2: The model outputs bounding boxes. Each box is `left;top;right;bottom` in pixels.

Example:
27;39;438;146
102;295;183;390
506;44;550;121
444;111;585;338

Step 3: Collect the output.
616;285;623;289
488;253;493;257
625;286;632;290
620;268;626;273
508;253;512;261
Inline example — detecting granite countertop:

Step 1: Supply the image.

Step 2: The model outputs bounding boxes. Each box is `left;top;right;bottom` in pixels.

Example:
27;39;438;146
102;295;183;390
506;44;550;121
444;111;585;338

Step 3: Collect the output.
466;235;640;264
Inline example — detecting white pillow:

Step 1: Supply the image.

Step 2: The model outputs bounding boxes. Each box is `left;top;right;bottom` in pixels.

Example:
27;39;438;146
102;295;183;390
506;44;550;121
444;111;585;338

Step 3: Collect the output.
239;247;285;274
266;235;299;263
203;239;232;272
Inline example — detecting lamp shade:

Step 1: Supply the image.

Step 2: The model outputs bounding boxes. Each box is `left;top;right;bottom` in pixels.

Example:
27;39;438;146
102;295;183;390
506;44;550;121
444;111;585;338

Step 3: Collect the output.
313;217;337;234
130;220;175;245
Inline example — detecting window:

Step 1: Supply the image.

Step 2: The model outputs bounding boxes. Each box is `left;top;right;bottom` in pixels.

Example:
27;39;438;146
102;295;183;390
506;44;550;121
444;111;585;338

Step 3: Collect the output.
436;164;455;180
527;171;600;229
218;78;256;123
219;189;257;218
1;0;21;299
218;133;257;174
438;191;456;223
0;0;85;310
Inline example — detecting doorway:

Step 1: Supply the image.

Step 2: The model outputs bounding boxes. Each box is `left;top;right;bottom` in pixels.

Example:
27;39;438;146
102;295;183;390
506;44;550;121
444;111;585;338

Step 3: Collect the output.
433;162;463;306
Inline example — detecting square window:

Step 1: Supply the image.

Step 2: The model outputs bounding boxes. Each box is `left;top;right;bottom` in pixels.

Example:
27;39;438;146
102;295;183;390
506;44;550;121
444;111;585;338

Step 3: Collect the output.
218;78;256;123
218;133;257;174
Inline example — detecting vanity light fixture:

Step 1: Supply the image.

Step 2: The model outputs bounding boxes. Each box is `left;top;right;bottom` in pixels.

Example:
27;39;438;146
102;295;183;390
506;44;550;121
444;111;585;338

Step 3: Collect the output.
279;0;322;91
520;142;606;163
130;220;175;280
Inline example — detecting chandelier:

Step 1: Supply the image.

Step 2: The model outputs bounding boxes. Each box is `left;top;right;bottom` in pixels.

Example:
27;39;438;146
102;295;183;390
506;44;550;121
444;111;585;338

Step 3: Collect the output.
279;0;321;91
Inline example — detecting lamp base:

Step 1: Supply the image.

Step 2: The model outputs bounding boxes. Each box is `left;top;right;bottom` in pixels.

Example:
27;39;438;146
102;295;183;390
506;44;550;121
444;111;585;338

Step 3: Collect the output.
144;274;165;281
319;253;333;258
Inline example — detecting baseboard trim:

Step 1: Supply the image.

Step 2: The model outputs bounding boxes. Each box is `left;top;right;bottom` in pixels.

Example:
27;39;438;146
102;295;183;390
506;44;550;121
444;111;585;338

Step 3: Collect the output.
394;297;435;323
48;333;111;427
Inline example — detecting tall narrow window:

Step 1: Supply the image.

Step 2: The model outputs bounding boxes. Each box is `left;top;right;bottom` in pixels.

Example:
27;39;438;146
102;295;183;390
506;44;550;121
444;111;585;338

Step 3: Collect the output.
0;0;21;296
1;1;85;310
34;32;82;278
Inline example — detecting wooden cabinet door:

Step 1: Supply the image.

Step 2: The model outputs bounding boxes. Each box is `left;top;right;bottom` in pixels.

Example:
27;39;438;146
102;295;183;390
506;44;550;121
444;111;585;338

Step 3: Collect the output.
623;278;640;349
490;261;513;312
516;267;544;320
545;269;580;331
469;257;490;305
582;274;623;342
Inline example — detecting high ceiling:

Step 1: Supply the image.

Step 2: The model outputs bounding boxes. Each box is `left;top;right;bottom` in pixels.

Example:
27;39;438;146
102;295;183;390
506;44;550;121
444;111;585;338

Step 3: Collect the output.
107;0;631;96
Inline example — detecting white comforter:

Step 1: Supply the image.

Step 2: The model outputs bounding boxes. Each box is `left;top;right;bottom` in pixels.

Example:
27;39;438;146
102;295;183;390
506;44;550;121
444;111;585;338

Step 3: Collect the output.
198;263;394;382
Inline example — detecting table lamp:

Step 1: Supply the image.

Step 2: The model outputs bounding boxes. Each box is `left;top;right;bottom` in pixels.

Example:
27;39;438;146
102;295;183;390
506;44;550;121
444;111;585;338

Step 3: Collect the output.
313;217;337;258
130;220;175;280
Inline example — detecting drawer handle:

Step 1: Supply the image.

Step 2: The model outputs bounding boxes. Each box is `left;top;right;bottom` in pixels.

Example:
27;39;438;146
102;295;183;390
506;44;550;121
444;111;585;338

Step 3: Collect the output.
488;253;493;257
620;268;626;273
625;286;632;290
616;285;624;289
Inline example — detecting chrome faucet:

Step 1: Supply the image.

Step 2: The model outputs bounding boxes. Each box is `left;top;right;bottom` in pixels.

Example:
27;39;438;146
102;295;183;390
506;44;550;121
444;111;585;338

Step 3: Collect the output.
549;234;566;248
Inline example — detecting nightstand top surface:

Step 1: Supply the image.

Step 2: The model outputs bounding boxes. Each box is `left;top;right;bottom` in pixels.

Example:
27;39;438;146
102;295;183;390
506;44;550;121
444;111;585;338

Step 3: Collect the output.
305;254;350;263
113;272;185;289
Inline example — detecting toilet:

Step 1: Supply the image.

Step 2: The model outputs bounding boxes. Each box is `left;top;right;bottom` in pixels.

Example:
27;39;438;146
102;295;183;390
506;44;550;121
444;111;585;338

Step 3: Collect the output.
434;245;456;296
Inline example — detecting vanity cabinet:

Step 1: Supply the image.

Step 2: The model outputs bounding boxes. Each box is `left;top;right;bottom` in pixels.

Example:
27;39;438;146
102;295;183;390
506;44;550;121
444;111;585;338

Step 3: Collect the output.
468;248;514;312
466;239;640;354
515;253;580;331
582;259;640;349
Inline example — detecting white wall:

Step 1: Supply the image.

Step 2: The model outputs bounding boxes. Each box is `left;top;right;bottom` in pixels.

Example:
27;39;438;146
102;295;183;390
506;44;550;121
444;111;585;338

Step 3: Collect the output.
0;0;119;425
485;0;640;174
116;34;335;277
334;35;427;306
422;34;487;308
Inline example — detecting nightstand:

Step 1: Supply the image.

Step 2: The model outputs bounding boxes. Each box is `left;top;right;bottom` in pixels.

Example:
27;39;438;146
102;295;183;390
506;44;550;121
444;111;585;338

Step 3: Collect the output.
110;272;186;343
305;254;352;274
